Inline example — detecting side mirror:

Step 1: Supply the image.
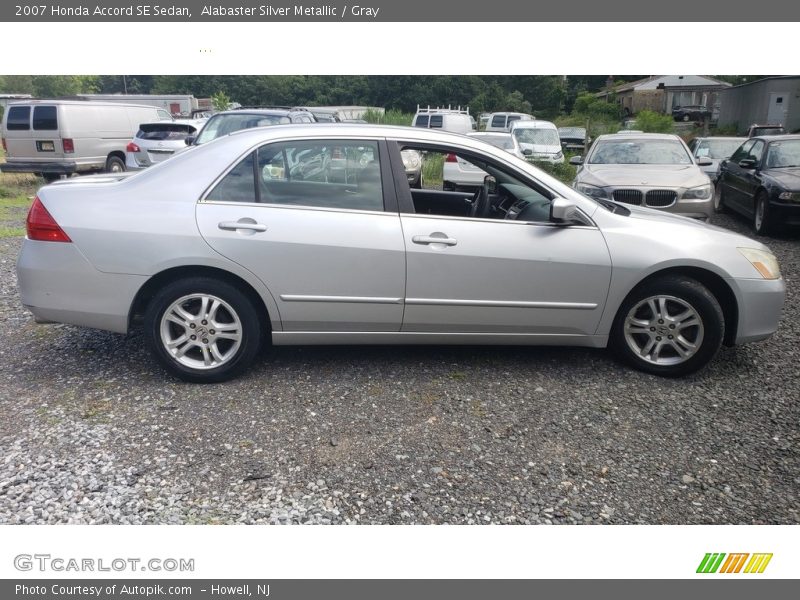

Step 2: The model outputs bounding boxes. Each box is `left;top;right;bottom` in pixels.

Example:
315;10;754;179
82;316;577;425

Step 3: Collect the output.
696;157;713;166
185;135;196;146
550;197;589;225
522;148;533;156
569;155;583;165
739;158;756;169
484;175;497;194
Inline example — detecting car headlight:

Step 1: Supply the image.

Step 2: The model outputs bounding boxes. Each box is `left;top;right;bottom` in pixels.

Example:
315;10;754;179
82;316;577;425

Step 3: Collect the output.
738;247;781;280
778;191;800;201
575;183;608;199
683;184;712;200
401;150;421;171
554;151;563;160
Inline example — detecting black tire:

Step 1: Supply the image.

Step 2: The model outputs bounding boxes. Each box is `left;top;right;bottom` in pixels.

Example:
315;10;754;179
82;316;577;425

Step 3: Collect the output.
144;277;262;383
714;181;727;213
753;191;773;236
105;155;125;174
41;173;61;183
609;275;724;377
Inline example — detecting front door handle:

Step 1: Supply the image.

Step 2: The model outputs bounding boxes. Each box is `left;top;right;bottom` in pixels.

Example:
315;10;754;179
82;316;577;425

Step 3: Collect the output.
412;234;457;246
218;220;267;232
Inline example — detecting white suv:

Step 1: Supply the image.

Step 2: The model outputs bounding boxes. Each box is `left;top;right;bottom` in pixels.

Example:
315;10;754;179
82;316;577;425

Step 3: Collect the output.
510;120;564;164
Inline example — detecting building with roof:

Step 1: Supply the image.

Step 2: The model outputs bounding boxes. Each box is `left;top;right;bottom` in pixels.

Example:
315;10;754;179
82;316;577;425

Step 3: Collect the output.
595;76;731;118
717;76;800;134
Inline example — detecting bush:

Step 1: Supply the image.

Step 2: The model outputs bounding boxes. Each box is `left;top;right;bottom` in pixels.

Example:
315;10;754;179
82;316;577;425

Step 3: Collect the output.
635;110;674;133
531;160;576;185
363;108;413;126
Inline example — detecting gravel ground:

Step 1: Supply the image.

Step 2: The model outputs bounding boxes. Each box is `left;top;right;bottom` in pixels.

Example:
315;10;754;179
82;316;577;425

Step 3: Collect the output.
0;212;798;525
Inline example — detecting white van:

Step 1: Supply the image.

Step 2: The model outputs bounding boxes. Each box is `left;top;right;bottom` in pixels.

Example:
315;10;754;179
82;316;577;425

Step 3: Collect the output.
412;106;474;134
1;100;171;181
485;111;535;132
509;120;564;164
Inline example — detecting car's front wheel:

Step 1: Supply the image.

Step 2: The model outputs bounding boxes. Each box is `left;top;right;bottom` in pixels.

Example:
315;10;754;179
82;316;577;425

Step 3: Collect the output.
610;276;724;377
714;181;727;213
753;191;773;236
144;277;262;383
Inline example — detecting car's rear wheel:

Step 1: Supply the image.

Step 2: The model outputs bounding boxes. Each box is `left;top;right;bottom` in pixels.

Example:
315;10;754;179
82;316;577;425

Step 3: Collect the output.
105;156;125;174
144;277;262;383
753;191;773;235
610;276;724;377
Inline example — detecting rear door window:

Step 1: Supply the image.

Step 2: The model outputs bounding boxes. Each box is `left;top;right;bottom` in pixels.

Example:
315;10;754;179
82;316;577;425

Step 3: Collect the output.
32;106;58;130
414;115;429;128
6;106;31;130
491;115;506;128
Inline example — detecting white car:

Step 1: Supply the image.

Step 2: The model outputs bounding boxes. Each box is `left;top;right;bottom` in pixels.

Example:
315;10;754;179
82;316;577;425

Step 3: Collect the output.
125;119;207;170
443;132;526;190
510;120;564;164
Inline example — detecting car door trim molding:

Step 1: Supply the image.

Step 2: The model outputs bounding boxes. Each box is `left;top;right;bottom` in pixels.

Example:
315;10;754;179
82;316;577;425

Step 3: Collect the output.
272;331;608;348
280;294;403;305
405;298;598;310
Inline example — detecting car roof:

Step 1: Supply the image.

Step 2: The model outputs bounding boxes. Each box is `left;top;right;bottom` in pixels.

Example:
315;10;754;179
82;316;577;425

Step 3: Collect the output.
596;132;681;142
751;134;800;142
212;108;300;117
510;120;556;129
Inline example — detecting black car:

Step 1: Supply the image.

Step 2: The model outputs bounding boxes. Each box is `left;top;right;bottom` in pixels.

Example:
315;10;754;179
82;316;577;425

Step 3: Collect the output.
672;105;712;122
558;126;591;152
717;135;800;234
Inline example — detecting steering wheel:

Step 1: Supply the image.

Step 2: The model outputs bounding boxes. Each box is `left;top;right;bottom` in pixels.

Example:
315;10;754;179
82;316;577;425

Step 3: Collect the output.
470;179;491;219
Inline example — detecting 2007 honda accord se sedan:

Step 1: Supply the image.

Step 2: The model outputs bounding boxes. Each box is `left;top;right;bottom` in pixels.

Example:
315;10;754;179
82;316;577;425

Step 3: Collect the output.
17;124;785;382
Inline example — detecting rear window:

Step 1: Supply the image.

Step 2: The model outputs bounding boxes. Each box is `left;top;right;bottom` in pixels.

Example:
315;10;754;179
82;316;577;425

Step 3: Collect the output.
33;106;58;130
414;115;429;127
429;115;443;128
136;123;195;141
491;115;506;128
6;106;31;130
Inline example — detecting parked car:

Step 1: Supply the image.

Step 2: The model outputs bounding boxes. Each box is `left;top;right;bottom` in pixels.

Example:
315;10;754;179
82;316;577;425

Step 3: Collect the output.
558;127;592;153
0;100;172;181
442;132;525;191
571;133;715;219
125;119;207;170
672;105;712;122
746;123;785;137
485;112;534;132
187;108;316;146
687;136;747;183
412;106;474;134
716;135;800;234
18;124;784;383
510;120;564;164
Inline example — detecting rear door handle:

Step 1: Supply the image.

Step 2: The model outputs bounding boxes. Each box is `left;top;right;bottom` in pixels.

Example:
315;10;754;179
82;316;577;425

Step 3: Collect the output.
412;234;457;246
218;220;267;232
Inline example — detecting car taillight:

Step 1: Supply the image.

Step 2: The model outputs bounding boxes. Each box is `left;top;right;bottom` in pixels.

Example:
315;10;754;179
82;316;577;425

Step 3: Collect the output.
126;142;141;153
26;196;72;243
445;153;458;163
62;138;74;154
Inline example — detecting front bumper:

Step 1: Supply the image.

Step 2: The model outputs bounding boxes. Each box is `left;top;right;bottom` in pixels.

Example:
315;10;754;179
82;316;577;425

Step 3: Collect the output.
769;200;800;226
17;239;147;334
730;277;786;344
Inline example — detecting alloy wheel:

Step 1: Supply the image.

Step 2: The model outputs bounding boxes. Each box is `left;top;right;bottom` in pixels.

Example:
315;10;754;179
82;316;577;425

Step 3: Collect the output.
623;295;704;366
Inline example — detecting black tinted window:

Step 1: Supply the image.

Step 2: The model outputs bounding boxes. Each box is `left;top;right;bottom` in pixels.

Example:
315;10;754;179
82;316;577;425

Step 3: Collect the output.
429;115;443;128
206;153;256;203
730;140;753;162
491;115;505;127
6;106;30;130
33;106;57;130
414;115;429;127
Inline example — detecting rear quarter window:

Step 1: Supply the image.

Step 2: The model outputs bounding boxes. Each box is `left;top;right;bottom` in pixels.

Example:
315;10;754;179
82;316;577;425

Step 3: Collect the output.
414;115;429;127
6;106;31;130
33;106;58;130
429;115;443;128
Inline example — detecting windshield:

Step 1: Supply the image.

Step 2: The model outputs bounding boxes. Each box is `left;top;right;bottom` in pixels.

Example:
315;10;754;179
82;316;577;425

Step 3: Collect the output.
694;139;744;160
589;139;692;165
513;128;560;146
765;139;800;168
477;134;516;151
195;113;291;145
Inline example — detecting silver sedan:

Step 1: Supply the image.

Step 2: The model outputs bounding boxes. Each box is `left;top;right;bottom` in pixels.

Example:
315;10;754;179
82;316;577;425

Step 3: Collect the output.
17;124;785;382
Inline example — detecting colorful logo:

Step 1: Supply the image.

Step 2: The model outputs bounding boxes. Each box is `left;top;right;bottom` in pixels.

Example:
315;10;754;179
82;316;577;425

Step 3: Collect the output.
696;553;773;574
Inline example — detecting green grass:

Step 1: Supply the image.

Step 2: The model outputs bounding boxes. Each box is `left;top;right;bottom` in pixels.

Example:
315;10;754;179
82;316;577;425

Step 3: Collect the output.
363;108;414;126
0;225;25;238
422;152;444;184
0;148;38;236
